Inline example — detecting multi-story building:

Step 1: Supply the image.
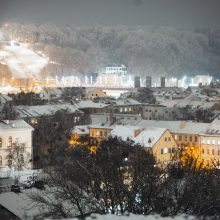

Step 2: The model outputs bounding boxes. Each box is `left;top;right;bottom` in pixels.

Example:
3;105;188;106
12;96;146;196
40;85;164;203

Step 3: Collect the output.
105;64;127;75
0;120;34;170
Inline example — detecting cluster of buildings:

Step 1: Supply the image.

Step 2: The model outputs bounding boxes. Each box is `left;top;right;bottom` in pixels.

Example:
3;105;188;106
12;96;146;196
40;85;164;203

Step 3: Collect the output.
1;75;220;171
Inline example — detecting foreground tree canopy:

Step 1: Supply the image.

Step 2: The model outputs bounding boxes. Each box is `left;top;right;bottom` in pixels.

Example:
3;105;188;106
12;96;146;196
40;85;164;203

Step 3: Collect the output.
30;136;220;219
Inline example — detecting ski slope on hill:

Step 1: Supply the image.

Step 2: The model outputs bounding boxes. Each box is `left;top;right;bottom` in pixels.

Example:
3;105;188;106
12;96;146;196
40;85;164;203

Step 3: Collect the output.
0;40;48;79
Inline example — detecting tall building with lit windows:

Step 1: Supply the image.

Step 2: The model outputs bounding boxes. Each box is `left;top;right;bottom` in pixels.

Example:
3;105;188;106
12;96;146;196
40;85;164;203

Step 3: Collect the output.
0;120;34;171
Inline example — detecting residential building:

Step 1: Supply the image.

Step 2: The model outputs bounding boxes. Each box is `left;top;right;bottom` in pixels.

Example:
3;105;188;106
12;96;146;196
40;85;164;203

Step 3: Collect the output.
0;120;34;170
85;88;108;100
15;104;83;126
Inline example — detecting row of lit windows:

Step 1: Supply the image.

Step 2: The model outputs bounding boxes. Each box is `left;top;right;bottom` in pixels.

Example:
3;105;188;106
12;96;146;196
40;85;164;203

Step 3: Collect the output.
161;147;175;154
175;135;198;142
91;130;108;137
202;140;220;145
202;148;220;155
0;136;13;148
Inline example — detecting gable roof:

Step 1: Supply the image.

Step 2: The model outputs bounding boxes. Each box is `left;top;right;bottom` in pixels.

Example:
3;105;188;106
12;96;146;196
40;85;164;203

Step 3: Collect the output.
133;127;168;148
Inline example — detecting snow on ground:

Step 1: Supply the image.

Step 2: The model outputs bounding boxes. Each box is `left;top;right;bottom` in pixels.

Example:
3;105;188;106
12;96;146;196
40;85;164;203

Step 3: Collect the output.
0;40;48;79
68;214;197;220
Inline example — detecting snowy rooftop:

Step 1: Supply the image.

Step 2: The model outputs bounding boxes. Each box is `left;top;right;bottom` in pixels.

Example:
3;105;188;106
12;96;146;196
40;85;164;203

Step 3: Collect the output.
0;93;12;103
15;104;81;118
0;120;34;131
114;98;142;106
74;100;110;109
0;189;41;219
71;125;90;135
111;125;142;141
133;127;167;148
136;120;209;134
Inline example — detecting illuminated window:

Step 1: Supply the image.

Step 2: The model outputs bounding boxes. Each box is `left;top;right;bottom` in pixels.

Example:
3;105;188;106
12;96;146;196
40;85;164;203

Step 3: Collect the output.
212;140;216;145
96;131;99;136
174;135;177;140
163;148;168;154
218;140;220;145
207;140;211;145
124;108;128;112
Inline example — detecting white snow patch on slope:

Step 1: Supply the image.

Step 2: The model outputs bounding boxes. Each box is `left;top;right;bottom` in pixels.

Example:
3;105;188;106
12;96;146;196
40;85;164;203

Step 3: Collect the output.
1;41;48;79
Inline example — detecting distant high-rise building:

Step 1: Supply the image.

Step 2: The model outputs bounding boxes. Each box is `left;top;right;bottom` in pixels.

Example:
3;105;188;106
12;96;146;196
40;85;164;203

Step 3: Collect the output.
146;76;152;88
134;76;140;88
161;77;165;88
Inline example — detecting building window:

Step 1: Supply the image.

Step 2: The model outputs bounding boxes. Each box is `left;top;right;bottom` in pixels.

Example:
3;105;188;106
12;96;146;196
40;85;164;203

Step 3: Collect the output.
207;140;211;145
172;148;175;153
100;131;103;137
146;110;148;112
0;138;2;148
179;135;182;141
189;136;192;142
163;148;168;154
174;135;177;140
104;131;107;136
161;149;164;154
168;137;171;141
195;136;198;142
212;149;215;155
207;149;210;155
202;148;204;154
8;136;12;147
92;131;94;136
185;136;187;141
218;140;220;145
212;140;216;145
165;137;167;142
0;156;2;166
96;131;99;136
218;150;220;155
168;148;171;153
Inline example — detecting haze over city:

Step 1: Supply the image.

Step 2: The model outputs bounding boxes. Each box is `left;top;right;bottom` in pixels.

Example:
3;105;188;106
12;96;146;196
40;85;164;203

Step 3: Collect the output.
0;1;220;220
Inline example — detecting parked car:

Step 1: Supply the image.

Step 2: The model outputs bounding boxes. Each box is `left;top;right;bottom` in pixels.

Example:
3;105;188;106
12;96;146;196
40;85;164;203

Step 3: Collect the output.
34;180;45;190
11;185;21;193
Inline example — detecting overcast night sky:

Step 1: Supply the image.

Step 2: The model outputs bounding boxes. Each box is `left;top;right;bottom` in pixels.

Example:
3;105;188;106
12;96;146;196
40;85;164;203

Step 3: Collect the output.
0;0;220;28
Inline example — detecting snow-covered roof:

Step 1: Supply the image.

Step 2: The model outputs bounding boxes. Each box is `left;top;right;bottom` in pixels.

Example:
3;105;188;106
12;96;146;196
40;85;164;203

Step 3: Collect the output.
0;120;34;131
71;125;90;135
74;100;110;109
15;104;81;118
114;98;141;106
160;99;219;109
133;127;167;148
0;189;41;219
0;93;12;103
136;120;209;134
111;125;141;141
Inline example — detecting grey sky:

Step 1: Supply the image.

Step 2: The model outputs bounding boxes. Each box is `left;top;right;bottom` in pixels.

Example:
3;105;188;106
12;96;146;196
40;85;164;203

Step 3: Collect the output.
0;0;220;28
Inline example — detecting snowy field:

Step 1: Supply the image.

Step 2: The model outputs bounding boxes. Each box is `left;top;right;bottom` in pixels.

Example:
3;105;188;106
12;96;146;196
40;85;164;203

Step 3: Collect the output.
0;40;48;79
